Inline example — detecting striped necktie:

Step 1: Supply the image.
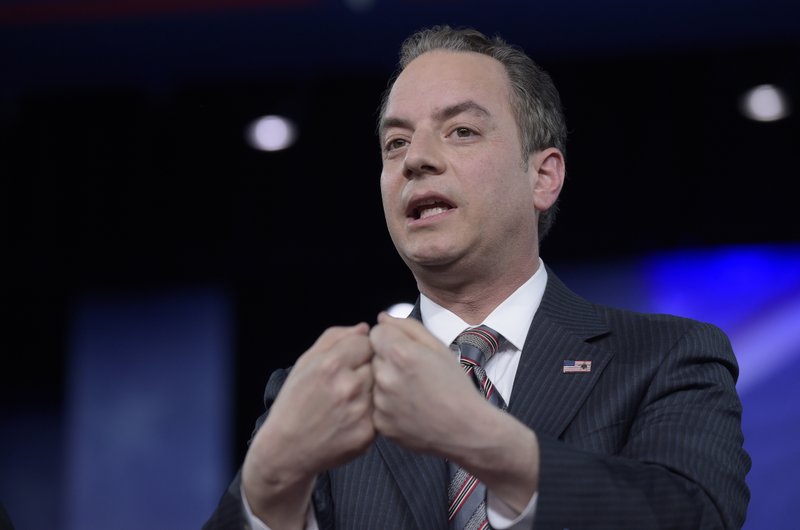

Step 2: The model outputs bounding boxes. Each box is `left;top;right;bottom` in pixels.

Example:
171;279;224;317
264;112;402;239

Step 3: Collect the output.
448;325;507;530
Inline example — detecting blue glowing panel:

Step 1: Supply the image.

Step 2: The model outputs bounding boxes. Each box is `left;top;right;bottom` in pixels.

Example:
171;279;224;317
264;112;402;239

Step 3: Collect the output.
65;288;232;530
640;245;800;393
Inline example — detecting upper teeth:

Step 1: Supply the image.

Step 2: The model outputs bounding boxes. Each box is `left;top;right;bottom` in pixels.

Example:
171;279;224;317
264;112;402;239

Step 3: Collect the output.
419;206;448;219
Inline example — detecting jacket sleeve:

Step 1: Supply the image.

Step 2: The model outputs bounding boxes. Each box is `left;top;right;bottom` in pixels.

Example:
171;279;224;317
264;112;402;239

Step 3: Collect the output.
202;369;289;530
533;322;751;529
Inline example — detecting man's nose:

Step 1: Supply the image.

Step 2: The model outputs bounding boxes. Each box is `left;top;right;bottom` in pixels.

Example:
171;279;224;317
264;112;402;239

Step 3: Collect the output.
403;131;445;179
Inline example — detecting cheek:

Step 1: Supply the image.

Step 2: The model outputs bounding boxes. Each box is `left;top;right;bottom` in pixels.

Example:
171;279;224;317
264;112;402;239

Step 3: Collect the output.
479;162;534;212
379;172;393;203
379;174;402;220
465;157;518;195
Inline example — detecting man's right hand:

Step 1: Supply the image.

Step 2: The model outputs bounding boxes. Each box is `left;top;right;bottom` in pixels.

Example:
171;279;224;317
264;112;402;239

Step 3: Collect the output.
241;323;375;529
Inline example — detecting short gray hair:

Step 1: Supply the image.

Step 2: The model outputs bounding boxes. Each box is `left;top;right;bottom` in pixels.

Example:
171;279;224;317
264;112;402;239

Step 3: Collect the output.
378;25;567;241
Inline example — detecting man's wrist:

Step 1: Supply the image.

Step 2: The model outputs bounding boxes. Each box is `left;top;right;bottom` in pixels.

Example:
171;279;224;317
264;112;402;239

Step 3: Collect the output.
487;490;539;529
455;406;540;512
241;446;317;530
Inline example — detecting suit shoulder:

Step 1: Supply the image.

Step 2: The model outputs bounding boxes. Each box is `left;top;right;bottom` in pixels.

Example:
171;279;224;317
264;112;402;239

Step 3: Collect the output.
594;302;727;336
589;303;734;362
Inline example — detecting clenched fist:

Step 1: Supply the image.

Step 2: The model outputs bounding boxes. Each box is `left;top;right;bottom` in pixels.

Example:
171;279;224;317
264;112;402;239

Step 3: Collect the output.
242;323;375;528
369;312;493;456
369;313;539;512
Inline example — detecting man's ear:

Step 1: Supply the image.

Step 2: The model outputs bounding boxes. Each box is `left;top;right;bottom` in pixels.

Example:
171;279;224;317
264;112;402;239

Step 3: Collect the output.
529;147;565;212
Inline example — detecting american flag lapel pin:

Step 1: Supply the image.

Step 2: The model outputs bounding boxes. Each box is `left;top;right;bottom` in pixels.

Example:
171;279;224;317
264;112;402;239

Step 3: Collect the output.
563;360;592;373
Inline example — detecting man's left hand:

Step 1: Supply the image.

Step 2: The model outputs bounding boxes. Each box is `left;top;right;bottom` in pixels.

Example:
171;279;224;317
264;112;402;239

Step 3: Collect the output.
369;312;540;513
369;312;496;456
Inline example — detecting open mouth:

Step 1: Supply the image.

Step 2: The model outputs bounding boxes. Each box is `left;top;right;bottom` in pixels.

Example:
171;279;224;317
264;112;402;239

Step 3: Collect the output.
408;199;455;220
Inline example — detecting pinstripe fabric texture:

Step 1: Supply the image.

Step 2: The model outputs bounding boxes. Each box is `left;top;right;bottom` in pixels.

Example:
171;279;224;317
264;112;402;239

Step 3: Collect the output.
203;267;751;529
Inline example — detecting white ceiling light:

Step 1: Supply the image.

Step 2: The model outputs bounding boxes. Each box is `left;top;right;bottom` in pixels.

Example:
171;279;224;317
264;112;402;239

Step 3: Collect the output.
740;84;791;122
246;115;297;151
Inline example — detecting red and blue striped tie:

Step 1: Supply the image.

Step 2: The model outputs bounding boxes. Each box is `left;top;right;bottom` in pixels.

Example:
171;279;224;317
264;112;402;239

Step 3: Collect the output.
448;325;507;530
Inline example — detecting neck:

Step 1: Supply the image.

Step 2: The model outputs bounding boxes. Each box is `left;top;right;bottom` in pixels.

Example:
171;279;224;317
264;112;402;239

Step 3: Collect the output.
415;257;540;325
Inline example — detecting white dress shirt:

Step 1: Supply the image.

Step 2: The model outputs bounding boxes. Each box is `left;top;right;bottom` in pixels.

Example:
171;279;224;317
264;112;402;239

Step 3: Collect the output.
244;260;549;530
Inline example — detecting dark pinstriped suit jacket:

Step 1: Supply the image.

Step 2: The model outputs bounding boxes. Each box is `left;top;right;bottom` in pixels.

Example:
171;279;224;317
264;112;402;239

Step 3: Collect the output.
204;268;751;529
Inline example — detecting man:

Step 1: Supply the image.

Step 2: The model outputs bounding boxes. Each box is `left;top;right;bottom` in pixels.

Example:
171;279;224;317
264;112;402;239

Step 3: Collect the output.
205;25;750;529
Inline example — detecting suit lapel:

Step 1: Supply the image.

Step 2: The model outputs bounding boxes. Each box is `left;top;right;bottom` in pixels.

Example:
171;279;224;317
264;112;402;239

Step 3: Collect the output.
374;436;448;530
508;268;613;437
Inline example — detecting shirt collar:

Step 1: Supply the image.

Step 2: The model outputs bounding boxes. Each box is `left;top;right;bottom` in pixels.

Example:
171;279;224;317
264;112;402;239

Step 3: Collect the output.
420;259;548;350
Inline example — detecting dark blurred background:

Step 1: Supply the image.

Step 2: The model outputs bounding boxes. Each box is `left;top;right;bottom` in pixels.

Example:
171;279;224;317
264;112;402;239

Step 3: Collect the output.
2;1;799;528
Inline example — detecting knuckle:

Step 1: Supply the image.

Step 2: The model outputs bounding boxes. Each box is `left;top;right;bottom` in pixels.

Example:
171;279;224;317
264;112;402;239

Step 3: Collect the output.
345;334;371;355
341;375;363;400
372;365;392;391
372;387;390;412
387;342;411;364
318;354;344;377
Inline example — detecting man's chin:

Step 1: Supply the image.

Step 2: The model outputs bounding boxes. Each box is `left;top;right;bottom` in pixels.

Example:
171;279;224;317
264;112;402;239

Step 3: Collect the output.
402;251;461;271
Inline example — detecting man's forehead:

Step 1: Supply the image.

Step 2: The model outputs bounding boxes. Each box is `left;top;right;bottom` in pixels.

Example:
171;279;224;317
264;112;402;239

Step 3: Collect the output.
383;51;510;118
392;50;506;92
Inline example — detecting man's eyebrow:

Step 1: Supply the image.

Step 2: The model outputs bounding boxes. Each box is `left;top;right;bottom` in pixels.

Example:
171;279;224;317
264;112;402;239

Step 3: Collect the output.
379;117;413;139
379;100;491;139
433;100;491;122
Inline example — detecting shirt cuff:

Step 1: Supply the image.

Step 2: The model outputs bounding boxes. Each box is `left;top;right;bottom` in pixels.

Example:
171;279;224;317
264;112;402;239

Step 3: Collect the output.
486;490;538;529
240;482;319;530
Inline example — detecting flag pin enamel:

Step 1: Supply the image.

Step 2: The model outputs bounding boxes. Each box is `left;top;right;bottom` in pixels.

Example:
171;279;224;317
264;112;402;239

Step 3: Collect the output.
563;360;592;373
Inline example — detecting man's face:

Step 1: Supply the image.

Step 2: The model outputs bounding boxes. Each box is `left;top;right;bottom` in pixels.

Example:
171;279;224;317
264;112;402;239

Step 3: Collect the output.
379;50;540;281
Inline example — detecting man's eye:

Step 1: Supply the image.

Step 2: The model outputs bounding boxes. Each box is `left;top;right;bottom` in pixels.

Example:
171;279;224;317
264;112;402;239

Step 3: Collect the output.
454;127;475;138
385;138;408;151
